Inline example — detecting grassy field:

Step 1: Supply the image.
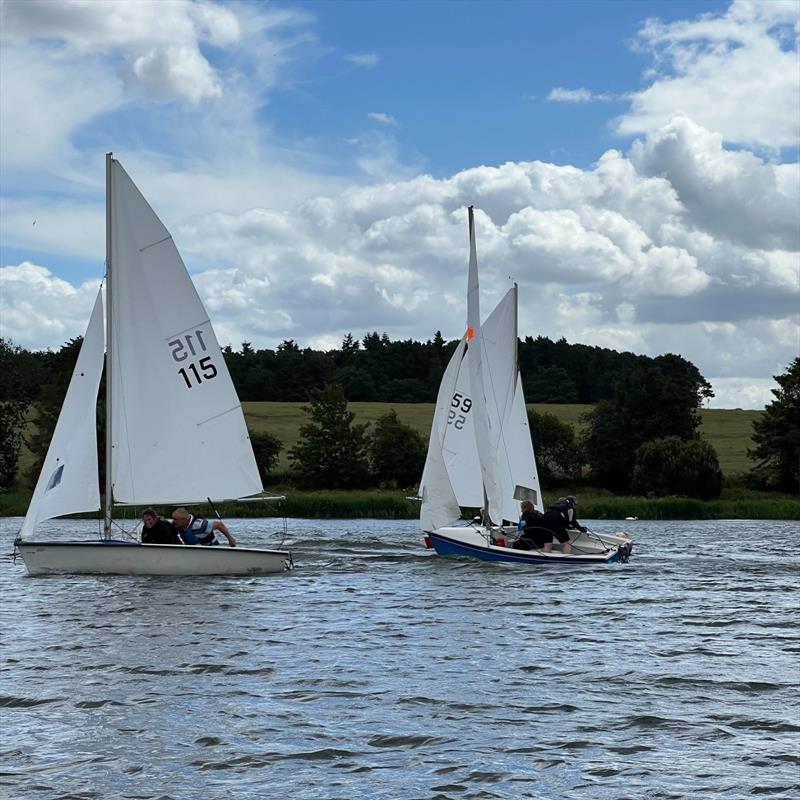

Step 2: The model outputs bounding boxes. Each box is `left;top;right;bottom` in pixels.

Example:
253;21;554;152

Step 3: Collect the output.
243;401;761;477
8;403;781;521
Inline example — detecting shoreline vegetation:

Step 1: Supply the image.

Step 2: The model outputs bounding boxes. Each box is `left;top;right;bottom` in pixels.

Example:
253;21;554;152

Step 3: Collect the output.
1;486;798;522
5;402;797;523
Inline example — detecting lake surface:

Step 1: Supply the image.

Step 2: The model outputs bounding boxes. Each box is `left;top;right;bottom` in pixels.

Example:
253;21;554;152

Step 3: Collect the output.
1;517;798;800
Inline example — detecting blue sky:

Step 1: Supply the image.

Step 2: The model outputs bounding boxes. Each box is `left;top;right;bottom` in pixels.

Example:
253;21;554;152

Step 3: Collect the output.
271;0;732;173
0;0;798;408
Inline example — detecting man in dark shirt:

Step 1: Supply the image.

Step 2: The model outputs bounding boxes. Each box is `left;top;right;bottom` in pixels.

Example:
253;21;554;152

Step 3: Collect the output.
141;509;182;544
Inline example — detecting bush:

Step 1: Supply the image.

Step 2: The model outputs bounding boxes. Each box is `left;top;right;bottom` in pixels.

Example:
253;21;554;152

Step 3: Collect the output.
632;436;723;500
249;430;283;484
289;384;370;489
369;410;427;489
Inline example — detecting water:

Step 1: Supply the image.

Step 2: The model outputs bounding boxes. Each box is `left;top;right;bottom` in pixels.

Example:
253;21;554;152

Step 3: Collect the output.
1;517;798;800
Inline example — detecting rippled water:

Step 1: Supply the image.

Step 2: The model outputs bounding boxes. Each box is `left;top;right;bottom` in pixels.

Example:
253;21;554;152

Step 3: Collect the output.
1;517;798;800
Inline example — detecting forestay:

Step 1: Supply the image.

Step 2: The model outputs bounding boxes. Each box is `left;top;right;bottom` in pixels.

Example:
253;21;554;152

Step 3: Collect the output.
18;290;105;539
108;161;262;504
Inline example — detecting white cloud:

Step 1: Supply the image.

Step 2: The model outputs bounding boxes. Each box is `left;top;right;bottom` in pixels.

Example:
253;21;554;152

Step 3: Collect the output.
368;112;398;127
0;262;100;345
631;116;799;251
5;117;795;408
617;0;800;149
343;52;380;68
706;377;783;410
547;87;619;103
1;0;241;104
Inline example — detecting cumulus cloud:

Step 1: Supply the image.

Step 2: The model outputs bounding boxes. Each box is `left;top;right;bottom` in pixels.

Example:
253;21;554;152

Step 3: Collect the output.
617;0;800;149
4;117;796;408
0;262;101;345
0;0;242;103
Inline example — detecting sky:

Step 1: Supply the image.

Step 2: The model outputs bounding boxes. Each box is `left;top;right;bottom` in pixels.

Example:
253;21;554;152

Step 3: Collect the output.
0;0;798;409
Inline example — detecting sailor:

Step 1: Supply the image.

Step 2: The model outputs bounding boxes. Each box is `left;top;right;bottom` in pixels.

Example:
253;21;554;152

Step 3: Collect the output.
539;496;587;554
141;508;182;545
171;507;237;547
513;500;547;550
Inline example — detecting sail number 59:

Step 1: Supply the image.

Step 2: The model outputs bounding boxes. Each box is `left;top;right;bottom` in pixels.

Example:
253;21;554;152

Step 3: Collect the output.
448;392;472;430
168;331;218;389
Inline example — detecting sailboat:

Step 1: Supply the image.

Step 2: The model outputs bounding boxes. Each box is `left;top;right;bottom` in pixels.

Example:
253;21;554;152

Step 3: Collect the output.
14;154;292;576
417;208;633;565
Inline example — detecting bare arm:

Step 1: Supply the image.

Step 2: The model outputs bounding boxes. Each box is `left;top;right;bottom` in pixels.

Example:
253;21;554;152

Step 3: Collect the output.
212;520;236;547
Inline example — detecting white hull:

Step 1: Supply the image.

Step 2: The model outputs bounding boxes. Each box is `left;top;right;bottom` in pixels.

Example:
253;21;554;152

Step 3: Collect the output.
15;540;292;576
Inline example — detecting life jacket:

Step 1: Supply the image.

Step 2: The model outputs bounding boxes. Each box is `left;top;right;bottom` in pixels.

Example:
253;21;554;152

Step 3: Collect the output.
179;515;216;545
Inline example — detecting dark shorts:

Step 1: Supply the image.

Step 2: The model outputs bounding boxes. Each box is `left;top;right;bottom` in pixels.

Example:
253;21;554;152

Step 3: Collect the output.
542;510;571;544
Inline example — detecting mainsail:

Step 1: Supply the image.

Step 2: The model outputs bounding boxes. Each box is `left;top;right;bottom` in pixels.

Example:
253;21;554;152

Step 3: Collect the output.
18;290;105;539
108;160;262;505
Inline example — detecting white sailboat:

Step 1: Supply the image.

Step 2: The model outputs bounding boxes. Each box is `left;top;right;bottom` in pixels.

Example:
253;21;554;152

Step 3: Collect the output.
14;154;292;576
418;207;633;565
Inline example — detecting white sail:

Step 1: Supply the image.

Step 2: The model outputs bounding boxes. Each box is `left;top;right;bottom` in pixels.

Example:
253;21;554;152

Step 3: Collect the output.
501;374;543;518
109;160;262;504
480;286;526;523
19;290;105;539
419;337;468;531
441;357;483;506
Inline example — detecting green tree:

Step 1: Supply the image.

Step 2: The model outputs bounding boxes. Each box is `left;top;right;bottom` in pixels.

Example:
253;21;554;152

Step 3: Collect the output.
289;384;370;488
632;436;722;500
528;410;584;485
0;400;28;490
249;430;283;484
748;358;800;493
523;366;579;403
369;410;427;488
583;365;704;492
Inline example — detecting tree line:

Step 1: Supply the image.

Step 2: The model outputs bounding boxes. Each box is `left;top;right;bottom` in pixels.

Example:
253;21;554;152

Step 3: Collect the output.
2;331;712;407
1;334;797;498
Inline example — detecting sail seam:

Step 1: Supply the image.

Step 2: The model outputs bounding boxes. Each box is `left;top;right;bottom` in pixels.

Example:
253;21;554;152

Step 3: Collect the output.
167;320;212;340
139;235;172;253
197;405;240;427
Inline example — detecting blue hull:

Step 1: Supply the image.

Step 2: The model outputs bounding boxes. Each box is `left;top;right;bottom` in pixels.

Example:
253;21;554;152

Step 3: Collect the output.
428;531;621;565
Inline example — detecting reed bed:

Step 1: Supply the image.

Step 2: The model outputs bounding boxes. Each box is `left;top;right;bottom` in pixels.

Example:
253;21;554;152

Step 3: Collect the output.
2;488;797;522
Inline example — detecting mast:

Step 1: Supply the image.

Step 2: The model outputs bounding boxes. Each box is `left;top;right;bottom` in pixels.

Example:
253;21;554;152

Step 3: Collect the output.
104;152;113;537
467;206;491;526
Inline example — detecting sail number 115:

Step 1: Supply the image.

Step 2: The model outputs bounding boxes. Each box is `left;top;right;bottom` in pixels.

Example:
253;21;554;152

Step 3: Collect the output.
168;330;218;389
